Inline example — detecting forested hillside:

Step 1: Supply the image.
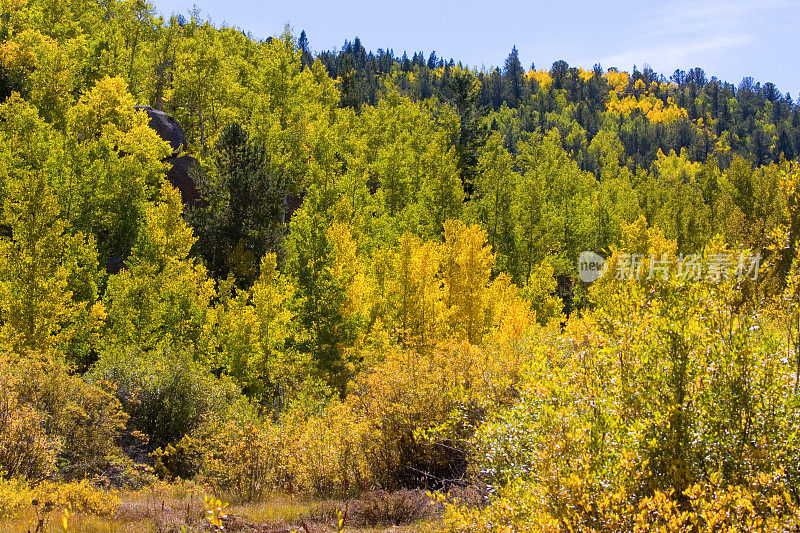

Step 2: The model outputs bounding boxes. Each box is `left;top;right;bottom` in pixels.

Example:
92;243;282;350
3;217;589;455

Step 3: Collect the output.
2;1;800;531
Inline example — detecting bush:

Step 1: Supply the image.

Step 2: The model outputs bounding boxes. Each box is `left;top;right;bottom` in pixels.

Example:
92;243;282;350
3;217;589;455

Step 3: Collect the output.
156;401;368;501
200;421;288;503
441;472;800;532
157;419;288;503
0;384;59;481
305;489;441;527
288;401;371;497
88;347;254;450
347;489;440;526
275;339;525;497
0;478;120;521
35;480;121;516
0;350;128;482
9;353;128;480
452;265;800;531
344;340;520;491
0;477;33;519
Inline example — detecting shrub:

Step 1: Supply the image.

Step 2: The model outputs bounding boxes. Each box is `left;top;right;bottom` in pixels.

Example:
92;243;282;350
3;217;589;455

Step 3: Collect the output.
278;339;525;497
154;417;294;503
441;472;800;532
9;353;128;480
0;384;59;481
0;476;33;519
88;347;254;450
346;489;440;526
35;480;121;516
0;350;128;482
288;401;371;497
344;340;520;491
194;420;287;503
452;264;800;531
157;401;369;501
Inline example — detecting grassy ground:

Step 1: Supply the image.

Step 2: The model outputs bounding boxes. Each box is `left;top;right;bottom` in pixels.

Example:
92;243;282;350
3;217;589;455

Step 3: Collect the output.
0;485;441;532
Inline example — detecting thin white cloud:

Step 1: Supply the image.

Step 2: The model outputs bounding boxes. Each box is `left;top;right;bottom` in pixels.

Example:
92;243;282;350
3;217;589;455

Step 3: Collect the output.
599;0;792;72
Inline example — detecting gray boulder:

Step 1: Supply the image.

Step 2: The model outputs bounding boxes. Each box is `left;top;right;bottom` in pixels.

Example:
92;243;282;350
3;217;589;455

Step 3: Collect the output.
134;105;187;155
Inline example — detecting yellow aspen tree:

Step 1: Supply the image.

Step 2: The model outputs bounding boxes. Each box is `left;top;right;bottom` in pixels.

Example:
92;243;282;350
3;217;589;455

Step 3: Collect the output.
392;233;444;347
442;220;495;344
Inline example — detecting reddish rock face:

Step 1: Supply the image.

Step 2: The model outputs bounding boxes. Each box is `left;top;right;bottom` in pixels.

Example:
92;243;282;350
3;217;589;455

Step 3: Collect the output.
166;154;207;207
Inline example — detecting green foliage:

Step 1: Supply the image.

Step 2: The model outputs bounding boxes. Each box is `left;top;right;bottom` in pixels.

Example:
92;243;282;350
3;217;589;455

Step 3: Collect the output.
88;347;252;450
521;260;562;324
64;76;170;261
192;122;289;283
210;253;311;409
102;182;214;351
473;131;518;274
285;196;357;394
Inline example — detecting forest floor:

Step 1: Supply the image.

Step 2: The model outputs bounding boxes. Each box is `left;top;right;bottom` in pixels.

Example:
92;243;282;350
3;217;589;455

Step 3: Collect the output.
0;485;441;533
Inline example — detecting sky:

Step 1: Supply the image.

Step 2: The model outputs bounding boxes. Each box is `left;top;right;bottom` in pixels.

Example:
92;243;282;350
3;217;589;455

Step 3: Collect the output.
150;0;800;97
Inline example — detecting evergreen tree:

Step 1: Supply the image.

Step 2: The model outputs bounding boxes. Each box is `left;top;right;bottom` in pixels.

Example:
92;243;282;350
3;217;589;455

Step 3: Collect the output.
503;46;525;107
298;29;312;69
193;122;287;285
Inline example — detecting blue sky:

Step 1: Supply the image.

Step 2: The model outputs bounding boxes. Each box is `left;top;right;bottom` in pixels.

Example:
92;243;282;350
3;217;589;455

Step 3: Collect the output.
151;0;800;97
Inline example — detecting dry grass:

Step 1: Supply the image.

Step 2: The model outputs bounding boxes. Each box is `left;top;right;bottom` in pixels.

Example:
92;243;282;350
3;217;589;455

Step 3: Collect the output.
227;495;311;525
0;509;154;533
0;485;443;533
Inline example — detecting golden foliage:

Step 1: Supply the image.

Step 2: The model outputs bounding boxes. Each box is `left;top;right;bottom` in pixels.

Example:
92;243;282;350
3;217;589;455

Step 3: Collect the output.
527;70;553;91
34;480;121;516
606;92;688;124
0;477;32;519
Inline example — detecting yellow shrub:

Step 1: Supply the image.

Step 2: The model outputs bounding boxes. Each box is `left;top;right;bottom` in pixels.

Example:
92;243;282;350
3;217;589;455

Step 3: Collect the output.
2;351;128;481
288;401;371;497
442;473;800;532
348;340;519;490
34;480;120;516
197;421;287;503
0;367;59;481
0;477;33;519
277;339;526;498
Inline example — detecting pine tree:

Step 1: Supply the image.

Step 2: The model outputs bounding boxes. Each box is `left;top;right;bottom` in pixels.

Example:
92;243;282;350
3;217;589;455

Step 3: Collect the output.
298;29;312;68
447;66;485;198
193;122;287;284
475;132;518;275
503;46;525;107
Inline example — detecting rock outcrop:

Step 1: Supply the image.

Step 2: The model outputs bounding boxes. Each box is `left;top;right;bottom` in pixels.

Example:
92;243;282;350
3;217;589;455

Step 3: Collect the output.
134;105;207;207
133;105;187;155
